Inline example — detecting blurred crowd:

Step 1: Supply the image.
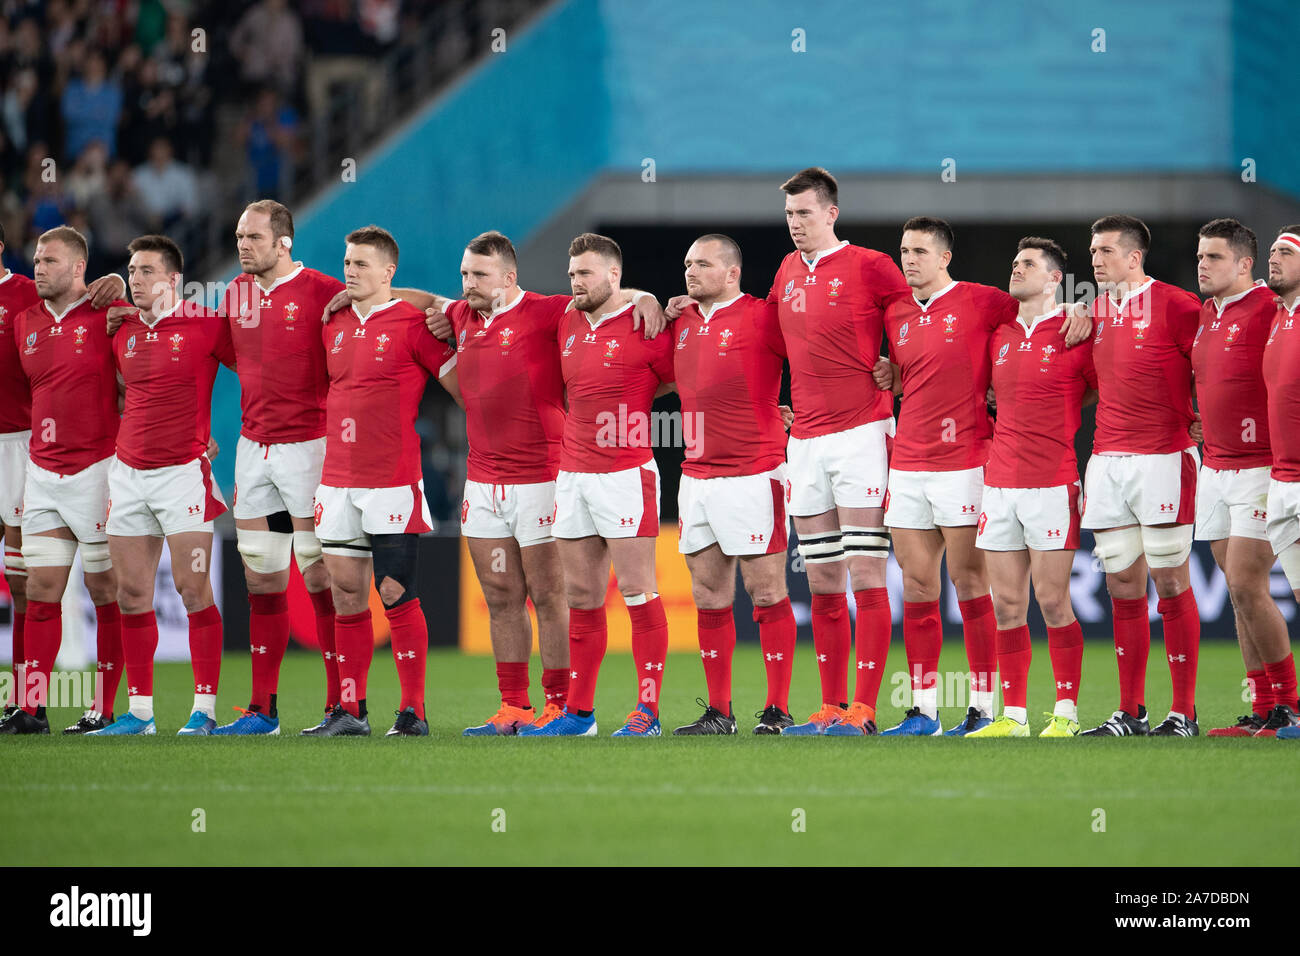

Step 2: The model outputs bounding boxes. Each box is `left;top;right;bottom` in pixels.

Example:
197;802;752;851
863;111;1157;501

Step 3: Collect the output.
0;0;412;278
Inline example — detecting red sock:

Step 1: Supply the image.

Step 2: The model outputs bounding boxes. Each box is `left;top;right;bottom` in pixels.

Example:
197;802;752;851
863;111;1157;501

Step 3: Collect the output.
93;602;123;716
903;600;942;704
696;606;735;712
958;594;998;703
996;625;1032;710
1157;587;1199;716
9;608;23;708
309;588;340;710
852;588;890;714
188;605;223;696
22;599;60;713
248;591;289;712
497;660;530;709
386;599;427;720
567;606;607;712
1111;596;1150;715
629;597;669;715
754;598;795;711
809;592;850;706
1047;620;1084;703
1265;653;1298;711
541;667;568;710
334;609;374;716
121;611;159;698
1246;668;1271;717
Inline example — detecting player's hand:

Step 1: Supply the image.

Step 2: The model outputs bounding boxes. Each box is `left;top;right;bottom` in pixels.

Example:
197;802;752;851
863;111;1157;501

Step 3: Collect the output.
631;294;667;339
105;305;138;334
87;273;126;309
664;295;696;321
871;357;894;391
1061;302;1092;347
1189;412;1203;444
986;385;996;410
779;404;794;431
323;289;350;322
425;307;452;339
206;436;220;462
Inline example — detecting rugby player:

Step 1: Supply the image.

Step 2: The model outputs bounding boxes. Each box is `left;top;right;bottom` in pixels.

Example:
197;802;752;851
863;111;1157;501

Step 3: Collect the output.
90;235;235;736
1262;225;1300;740
969;238;1095;737
1081;215;1204;737
1190;219;1296;737
667;235;796;735
520;233;675;736
1;227;124;735
308;225;459;737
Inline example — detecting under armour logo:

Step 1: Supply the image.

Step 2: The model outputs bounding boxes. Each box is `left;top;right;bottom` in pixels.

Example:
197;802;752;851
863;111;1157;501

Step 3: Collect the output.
1056;681;1074;690
97;661;114;671
187;505;201;515
1159;503;1175;512
816;654;827;663
387;513;404;523
857;661;876;670
336;654;346;663
1046;529;1061;537
571;670;578;679
867;487;880;496
324;651;334;660
196;684;212;693
764;652;784;662
749;533;765;542
620;517;634;526
1117;647;1125;656
251;645;267;654
1253;509;1266;519
1002;680;1011;689
701;650;718;659
1168;653;1186;663
643;662;663;671
396;650;416;660
24;658;38;668
128;686;138;695
961;504;977;513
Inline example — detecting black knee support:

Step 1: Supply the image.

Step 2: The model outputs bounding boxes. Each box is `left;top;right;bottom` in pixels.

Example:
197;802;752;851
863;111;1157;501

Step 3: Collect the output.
371;534;419;607
266;510;294;534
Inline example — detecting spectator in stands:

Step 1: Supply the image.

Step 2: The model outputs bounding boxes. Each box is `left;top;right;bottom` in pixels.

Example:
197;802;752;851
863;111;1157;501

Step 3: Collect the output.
239;87;299;200
61;49;122;159
229;0;304;97
119;56;179;166
66;138;108;208
87;157;150;272
132;136;197;229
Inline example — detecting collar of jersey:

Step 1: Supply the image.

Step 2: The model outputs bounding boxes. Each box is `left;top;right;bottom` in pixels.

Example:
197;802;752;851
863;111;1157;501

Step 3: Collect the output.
0;270;12;288
800;240;848;272
42;293;89;323
1282;294;1300;317
1017;305;1066;336
255;262;304;295
698;293;743;323
1104;276;1154;312
1212;279;1268;317
140;298;184;328
352;298;401;323
473;288;525;329
584;300;632;330
912;279;958;312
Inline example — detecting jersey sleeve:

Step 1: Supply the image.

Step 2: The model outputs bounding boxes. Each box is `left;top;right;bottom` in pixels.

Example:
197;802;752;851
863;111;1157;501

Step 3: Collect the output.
864;252;911;309
756;299;786;357
1169;291;1202;355
1078;338;1098;389
766;264;782;304
213;312;236;368
648;331;675;384
410;319;457;379
979;285;1020;330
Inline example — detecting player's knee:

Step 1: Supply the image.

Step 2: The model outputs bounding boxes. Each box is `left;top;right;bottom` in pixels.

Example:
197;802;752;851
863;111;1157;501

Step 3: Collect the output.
690;579;729;610
745;580;787;608
900;570;940;603
1093;526;1144;574
1141;524;1192;570
371;534;418;608
237;528;293;575
1033;589;1073;627
293;530;323;573
481;578;524;615
116;578;153;613
991;593;1027;628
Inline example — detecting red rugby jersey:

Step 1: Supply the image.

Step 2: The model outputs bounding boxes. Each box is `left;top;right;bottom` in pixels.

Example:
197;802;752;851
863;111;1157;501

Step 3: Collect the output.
985;307;1097;488
558;301;675;473
885;280;1019;471
1091;278;1201;455
1190;282;1273;470
15;295;121;474
1263;298;1300;481
0;272;40;434
444;290;567;484
767;242;908;439
321;299;457;488
114;301;236;469
222;265;345;445
672;293;787;478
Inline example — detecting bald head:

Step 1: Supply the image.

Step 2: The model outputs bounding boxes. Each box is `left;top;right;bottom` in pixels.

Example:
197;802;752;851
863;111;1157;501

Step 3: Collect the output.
685;234;743;308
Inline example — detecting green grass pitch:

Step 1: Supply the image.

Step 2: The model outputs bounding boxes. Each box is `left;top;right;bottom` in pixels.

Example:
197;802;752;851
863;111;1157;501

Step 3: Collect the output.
4;639;1296;866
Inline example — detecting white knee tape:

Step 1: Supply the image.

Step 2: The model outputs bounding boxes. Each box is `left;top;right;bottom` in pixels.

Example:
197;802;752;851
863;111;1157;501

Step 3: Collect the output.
3;547;25;576
797;531;844;565
1279;543;1300;590
21;535;79;568
321;536;370;558
236;528;293;574
841;525;890;559
1092;526;1143;573
1141;523;1193;569
293;530;323;572
79;540;112;573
